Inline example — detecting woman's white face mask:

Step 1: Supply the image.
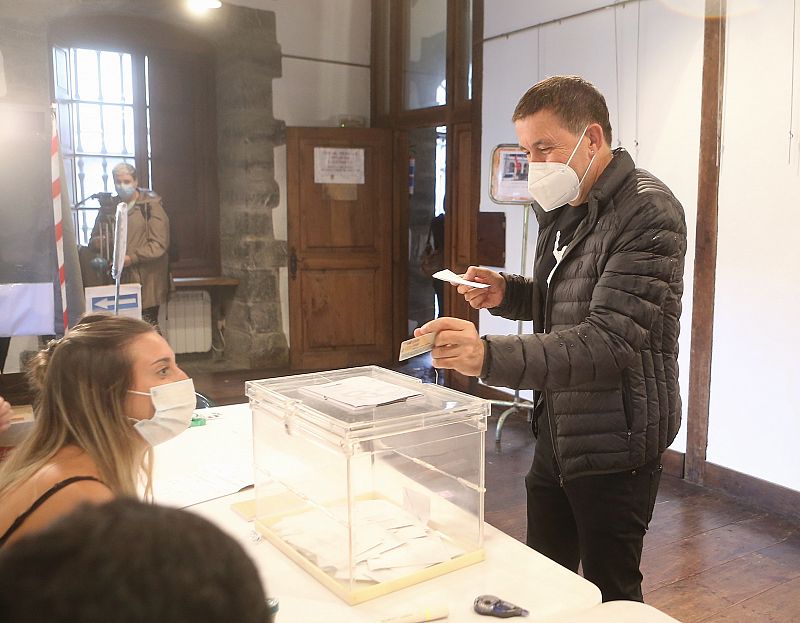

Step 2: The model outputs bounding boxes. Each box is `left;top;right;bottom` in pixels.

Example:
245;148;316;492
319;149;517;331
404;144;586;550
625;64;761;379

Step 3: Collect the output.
128;378;196;446
527;125;597;212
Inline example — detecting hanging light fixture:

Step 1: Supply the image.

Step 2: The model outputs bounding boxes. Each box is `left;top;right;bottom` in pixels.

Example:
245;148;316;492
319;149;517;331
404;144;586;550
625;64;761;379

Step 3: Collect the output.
187;0;223;13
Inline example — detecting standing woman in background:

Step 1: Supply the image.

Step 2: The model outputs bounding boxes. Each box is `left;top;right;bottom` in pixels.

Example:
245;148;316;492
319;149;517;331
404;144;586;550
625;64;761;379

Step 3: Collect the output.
91;163;170;326
0;314;195;548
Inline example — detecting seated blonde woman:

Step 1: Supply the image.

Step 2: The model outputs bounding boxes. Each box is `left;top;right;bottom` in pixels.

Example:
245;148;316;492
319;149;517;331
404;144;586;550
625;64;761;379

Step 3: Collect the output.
0;314;194;548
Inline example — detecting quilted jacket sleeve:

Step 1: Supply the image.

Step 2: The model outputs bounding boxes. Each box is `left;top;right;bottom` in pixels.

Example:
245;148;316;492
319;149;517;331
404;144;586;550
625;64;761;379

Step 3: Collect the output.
488;273;537;321
481;193;686;390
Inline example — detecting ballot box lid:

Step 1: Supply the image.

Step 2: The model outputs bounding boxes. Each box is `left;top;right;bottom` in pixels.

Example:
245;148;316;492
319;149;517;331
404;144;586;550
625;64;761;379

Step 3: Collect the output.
246;365;488;446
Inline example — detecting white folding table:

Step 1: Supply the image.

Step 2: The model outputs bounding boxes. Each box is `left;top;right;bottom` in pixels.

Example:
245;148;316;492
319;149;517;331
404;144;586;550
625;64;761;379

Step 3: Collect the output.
152;403;604;622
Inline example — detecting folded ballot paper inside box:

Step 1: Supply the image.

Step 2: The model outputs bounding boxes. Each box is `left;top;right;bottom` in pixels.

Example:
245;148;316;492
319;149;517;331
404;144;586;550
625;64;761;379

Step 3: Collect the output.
299;376;423;409
245;365;490;605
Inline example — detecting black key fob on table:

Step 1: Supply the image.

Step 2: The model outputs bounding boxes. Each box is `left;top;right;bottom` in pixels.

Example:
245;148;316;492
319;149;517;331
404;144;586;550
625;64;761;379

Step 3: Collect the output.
474;594;529;618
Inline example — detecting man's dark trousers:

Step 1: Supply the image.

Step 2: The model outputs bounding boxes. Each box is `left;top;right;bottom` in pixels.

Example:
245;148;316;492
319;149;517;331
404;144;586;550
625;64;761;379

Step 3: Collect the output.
525;432;662;602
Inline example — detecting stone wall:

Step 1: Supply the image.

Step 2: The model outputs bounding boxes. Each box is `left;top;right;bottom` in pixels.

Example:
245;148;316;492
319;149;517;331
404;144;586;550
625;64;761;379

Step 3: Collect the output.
0;0;289;368
213;7;288;368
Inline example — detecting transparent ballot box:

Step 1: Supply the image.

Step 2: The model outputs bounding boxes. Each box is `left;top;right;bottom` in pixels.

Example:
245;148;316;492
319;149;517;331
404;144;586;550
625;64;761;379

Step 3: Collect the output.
246;366;488;604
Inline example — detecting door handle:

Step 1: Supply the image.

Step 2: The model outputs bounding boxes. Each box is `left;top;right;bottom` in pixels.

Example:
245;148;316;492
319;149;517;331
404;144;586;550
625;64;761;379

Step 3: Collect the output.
289;248;298;280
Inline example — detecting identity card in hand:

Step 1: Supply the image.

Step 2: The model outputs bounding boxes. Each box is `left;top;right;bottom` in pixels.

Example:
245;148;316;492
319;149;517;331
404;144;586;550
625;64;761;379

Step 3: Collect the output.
432;269;490;289
398;332;437;361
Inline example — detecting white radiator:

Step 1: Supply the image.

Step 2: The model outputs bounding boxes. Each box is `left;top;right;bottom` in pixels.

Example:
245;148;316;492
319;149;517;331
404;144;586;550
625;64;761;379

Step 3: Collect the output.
159;290;212;354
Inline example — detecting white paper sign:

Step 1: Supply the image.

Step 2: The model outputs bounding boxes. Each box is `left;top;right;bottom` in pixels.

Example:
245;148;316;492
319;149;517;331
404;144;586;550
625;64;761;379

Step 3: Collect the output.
314;147;365;184
84;284;142;319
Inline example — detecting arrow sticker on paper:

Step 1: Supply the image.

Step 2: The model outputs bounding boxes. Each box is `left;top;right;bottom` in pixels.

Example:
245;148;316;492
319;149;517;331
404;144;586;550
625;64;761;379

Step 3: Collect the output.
91;293;138;312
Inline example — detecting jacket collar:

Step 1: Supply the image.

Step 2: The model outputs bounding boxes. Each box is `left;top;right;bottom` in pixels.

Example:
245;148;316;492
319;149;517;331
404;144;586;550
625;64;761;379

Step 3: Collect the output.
533;148;635;226
587;147;634;208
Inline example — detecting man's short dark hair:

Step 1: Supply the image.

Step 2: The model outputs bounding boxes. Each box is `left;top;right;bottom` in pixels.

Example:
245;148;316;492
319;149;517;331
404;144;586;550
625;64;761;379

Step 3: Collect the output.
512;75;613;145
0;498;272;623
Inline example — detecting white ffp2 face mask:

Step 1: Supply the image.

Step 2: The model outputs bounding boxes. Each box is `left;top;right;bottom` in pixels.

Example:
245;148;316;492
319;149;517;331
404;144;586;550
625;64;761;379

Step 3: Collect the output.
129;378;196;446
527;125;597;212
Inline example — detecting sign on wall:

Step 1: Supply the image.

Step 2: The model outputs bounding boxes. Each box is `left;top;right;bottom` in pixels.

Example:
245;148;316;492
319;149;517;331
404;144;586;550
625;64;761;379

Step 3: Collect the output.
313;147;365;185
84;284;142;319
489;144;533;204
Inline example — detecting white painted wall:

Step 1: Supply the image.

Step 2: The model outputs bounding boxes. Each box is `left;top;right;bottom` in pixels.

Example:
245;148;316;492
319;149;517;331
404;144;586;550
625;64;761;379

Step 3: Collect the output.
483;0;623;40
226;0;371;65
479;2;704;455
227;0;372;346
221;1;800;491
707;1;800;491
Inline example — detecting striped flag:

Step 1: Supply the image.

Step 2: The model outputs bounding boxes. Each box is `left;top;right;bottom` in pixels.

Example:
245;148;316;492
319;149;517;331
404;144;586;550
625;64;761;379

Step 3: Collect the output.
49;109;84;334
51;114;68;332
0;107;83;337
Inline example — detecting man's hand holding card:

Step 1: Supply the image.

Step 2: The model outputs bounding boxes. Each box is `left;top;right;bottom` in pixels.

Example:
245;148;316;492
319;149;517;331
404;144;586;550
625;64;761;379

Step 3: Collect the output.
400;265;498;376
412;317;484;377
398;332;438;361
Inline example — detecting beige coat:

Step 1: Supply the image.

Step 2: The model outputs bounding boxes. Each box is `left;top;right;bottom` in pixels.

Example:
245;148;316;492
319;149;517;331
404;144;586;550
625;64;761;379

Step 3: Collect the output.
90;189;170;309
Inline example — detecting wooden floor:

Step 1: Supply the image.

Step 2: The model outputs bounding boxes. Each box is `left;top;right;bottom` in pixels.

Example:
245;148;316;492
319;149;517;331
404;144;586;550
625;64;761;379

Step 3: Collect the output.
191;363;800;622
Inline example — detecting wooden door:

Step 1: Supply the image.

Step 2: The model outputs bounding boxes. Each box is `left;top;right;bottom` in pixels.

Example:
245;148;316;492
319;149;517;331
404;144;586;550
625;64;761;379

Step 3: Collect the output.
288;127;394;369
446;122;479;392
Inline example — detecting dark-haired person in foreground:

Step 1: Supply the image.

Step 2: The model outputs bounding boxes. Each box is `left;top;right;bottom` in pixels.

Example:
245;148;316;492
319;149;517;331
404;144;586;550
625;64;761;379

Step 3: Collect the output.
0;498;273;623
416;75;687;601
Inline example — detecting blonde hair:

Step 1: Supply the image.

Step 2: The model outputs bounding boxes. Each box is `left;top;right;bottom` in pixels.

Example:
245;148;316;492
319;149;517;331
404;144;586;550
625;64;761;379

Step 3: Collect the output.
111;162;137;180
0;314;157;500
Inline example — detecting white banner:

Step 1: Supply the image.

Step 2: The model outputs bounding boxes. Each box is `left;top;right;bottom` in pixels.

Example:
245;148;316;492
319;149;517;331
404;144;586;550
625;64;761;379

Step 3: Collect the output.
0;283;55;336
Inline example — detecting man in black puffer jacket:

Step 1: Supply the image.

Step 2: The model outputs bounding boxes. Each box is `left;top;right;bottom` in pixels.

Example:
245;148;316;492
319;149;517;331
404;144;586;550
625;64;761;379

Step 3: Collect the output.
414;76;687;602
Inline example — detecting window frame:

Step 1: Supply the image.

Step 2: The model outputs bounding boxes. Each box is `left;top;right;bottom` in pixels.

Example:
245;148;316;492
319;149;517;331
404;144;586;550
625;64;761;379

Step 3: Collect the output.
49;14;221;277
53;45;148;245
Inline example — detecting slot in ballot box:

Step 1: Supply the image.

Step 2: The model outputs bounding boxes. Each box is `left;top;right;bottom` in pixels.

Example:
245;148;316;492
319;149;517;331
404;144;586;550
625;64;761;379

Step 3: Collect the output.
246;366;488;605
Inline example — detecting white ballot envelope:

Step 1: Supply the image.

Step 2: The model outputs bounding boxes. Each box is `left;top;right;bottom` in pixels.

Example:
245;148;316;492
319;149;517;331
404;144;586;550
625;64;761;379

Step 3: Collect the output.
432;269;490;289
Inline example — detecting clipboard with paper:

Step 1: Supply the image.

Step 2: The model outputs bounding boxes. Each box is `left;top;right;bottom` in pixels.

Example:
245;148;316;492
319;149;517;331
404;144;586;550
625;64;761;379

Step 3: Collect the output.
110;202;128;315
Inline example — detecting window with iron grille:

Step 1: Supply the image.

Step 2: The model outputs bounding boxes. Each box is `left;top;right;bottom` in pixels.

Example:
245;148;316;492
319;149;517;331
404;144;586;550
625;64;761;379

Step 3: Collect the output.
50;14;221;278
52;46;152;246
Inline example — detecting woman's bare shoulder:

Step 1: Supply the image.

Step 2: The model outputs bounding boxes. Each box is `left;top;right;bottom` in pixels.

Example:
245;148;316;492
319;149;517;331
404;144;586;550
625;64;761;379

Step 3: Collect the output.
0;450;113;546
